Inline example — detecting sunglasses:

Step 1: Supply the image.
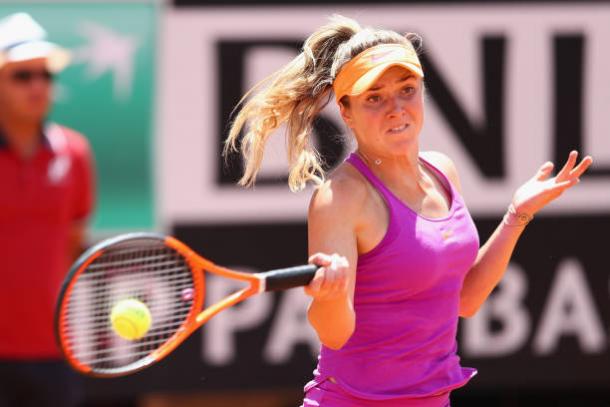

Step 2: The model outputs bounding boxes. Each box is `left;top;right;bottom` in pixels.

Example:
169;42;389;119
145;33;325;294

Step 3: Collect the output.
10;69;54;84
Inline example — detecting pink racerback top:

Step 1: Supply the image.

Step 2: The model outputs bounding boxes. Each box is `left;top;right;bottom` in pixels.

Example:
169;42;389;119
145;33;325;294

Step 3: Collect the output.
305;152;479;403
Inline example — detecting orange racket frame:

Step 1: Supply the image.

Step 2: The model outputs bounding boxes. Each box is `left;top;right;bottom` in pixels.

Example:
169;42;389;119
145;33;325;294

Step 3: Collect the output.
55;233;316;377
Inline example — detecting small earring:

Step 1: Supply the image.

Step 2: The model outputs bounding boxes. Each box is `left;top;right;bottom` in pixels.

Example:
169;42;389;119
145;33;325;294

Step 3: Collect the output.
374;158;382;165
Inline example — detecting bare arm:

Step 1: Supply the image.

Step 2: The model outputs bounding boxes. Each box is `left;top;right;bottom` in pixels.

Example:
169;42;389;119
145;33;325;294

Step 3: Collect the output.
423;151;593;318
458;216;525;317
305;173;364;349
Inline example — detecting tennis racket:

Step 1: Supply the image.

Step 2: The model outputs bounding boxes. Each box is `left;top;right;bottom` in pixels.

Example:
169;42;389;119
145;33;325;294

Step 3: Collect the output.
54;232;317;378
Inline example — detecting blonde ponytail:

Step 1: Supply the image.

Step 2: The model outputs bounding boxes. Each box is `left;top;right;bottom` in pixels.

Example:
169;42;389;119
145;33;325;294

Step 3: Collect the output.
224;15;415;192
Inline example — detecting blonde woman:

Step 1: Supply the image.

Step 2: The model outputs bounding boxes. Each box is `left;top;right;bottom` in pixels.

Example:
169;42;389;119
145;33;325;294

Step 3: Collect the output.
225;15;592;407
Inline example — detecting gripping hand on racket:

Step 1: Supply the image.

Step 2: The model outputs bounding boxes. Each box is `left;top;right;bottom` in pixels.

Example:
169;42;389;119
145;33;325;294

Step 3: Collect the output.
305;252;354;349
305;253;350;302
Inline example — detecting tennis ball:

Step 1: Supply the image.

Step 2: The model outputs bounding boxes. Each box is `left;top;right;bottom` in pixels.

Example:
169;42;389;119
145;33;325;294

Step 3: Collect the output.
110;299;152;340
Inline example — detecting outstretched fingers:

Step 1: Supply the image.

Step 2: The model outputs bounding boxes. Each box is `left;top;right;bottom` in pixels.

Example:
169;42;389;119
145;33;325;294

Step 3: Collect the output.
569;155;593;179
535;161;555;181
555;150;579;181
515;151;593;214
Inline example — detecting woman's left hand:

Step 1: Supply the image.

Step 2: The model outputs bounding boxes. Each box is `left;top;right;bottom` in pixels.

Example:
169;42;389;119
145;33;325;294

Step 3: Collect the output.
511;150;593;215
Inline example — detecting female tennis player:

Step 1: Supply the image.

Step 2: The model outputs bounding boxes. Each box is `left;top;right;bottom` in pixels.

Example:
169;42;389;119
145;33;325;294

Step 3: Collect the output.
224;15;592;407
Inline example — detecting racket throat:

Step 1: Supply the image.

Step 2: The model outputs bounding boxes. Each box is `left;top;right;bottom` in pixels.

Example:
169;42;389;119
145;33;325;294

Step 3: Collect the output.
194;286;258;327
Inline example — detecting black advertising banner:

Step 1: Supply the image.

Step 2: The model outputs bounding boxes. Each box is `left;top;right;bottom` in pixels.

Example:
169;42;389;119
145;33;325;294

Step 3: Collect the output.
176;217;610;392
84;216;609;398
460;216;609;390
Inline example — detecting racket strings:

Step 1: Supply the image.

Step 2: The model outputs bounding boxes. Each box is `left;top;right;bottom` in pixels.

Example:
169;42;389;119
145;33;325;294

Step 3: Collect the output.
60;238;199;372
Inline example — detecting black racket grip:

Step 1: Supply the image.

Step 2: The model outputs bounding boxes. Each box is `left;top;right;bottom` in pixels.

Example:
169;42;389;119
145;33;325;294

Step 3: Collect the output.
261;264;318;292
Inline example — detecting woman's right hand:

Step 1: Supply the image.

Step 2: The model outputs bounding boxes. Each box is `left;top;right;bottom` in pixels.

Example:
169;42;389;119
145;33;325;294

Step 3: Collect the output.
304;252;350;301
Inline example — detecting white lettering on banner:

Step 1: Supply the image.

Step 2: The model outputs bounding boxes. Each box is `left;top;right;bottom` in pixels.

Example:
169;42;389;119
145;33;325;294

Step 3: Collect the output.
532;259;606;355
201;274;318;365
199;260;608;365
462;259;607;358
263;289;319;364
159;5;610;226
462;264;530;357
202;274;272;365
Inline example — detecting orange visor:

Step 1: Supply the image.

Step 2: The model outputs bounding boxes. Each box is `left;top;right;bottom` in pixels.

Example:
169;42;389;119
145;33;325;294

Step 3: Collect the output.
332;43;424;104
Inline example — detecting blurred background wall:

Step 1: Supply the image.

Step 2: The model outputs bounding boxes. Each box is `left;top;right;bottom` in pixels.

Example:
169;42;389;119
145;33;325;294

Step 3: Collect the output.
1;0;609;405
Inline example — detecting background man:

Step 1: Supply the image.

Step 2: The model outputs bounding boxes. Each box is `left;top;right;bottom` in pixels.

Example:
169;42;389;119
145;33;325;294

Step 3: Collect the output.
0;12;95;407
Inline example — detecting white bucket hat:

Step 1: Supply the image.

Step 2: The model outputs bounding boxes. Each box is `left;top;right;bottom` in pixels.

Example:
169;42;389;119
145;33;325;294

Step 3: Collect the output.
0;12;70;72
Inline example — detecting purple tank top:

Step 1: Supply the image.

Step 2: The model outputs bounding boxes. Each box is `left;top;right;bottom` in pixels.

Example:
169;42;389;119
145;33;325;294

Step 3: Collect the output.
306;153;479;402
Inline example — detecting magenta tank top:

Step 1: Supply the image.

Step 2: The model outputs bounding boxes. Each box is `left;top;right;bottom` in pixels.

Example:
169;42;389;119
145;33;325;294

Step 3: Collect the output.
305;153;479;402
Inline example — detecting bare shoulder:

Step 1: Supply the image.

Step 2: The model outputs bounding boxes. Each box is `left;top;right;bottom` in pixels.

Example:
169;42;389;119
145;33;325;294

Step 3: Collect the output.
420;150;462;192
308;162;369;223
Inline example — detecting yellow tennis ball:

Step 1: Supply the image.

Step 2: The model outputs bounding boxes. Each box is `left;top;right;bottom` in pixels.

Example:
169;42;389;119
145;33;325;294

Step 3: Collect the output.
110;299;152;340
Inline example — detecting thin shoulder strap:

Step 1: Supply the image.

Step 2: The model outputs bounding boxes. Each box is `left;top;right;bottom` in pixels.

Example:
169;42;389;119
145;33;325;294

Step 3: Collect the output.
346;153;399;207
417;155;455;199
